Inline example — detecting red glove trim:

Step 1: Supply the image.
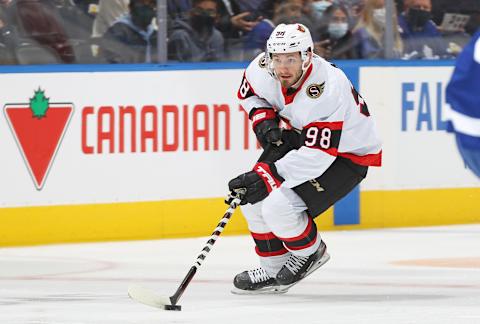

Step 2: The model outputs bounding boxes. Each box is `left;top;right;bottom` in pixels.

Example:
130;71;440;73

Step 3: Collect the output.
251;108;277;129
253;162;283;193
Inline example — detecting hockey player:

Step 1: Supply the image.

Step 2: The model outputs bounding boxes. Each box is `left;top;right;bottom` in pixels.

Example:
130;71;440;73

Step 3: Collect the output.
226;23;382;294
446;30;480;178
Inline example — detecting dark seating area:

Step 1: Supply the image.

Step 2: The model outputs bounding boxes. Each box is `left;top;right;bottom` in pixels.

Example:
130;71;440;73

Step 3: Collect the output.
0;0;478;65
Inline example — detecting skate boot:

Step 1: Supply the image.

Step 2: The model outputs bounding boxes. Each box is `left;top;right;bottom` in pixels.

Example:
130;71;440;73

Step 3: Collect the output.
276;241;330;291
232;268;284;295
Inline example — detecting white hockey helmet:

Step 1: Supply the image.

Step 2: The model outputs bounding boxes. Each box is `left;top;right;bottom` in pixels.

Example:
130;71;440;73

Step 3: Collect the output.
266;23;314;75
266;23;313;60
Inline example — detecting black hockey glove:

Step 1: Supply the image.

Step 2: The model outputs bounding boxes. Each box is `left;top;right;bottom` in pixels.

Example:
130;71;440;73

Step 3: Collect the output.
257;129;302;164
226;162;284;205
250;108;282;148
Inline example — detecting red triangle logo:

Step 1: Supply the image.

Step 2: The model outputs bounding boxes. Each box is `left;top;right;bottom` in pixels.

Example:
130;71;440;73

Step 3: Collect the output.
5;103;73;190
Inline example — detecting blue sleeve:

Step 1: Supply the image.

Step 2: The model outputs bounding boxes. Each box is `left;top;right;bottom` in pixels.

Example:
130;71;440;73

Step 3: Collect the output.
446;31;480;119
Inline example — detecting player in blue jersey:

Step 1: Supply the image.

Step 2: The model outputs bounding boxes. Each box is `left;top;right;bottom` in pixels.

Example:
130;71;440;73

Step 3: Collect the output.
446;30;480;178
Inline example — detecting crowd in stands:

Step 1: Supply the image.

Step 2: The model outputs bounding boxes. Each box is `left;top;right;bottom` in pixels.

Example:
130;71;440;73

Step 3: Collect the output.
0;0;478;64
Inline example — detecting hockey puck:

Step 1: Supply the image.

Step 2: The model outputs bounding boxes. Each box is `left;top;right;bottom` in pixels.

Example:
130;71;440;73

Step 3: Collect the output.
164;304;182;311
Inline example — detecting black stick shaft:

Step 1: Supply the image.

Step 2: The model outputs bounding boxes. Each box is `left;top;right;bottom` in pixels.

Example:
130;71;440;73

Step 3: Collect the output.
169;200;240;305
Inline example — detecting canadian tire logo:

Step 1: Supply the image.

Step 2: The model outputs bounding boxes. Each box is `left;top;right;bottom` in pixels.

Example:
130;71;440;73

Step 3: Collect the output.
4;89;74;190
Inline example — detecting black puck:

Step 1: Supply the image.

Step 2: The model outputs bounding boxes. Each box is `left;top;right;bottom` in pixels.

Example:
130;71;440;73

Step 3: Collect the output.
164;304;182;311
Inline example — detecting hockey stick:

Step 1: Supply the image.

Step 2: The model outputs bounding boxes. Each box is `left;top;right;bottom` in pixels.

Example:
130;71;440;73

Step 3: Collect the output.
128;189;245;311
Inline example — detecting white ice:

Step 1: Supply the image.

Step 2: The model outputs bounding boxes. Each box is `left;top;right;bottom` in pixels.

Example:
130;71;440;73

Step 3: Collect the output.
1;224;479;324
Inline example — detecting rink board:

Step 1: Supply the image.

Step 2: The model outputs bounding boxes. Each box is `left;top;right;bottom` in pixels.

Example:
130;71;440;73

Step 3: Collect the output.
0;61;479;246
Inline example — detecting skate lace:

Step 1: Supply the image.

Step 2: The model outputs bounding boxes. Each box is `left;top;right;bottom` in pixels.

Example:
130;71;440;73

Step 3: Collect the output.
285;254;309;275
247;268;271;283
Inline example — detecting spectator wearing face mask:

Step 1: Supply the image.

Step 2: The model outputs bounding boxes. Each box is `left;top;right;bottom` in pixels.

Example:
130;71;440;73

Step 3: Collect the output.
311;0;332;23
314;3;358;60
398;0;450;59
100;0;157;63
353;0;403;59
168;0;224;62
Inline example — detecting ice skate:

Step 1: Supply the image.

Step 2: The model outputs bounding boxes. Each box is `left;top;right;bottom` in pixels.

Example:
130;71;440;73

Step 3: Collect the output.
276;241;330;292
231;268;285;295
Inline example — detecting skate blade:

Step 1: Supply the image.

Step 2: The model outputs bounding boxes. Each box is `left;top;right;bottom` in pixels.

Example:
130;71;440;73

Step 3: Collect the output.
276;252;331;293
128;284;175;310
231;286;287;295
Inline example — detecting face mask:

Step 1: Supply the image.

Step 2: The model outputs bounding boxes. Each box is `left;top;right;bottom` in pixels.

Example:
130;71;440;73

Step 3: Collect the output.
372;8;386;26
190;11;215;34
328;22;348;39
131;3;156;30
312;1;332;20
406;8;431;29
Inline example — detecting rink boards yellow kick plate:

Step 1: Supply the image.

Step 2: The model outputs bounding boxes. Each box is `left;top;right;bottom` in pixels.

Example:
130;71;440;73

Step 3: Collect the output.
0;187;479;247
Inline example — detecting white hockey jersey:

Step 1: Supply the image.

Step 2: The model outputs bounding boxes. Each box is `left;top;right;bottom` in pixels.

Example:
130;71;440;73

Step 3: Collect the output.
237;53;382;188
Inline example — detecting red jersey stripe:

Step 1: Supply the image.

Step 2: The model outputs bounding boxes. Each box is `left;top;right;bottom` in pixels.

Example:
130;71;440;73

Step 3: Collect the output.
338;150;382;166
304;121;344;130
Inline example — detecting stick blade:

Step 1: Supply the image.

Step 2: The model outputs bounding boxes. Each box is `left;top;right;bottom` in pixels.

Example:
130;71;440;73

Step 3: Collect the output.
128;284;179;310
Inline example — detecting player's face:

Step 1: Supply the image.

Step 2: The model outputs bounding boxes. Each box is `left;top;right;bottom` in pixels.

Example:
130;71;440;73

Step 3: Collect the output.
271;53;303;88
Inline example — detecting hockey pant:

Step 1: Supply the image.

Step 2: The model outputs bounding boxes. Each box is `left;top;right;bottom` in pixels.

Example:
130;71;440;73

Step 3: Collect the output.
242;156;368;277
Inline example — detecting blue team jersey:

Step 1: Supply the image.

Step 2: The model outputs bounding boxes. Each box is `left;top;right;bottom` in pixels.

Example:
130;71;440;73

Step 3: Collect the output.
447;30;480;120
446;30;480;177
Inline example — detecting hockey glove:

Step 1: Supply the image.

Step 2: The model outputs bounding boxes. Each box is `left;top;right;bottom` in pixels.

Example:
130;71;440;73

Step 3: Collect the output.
257;129;302;164
227;162;284;205
250;108;282;148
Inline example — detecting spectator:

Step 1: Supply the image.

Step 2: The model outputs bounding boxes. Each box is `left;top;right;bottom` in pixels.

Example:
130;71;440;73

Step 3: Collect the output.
2;0;75;63
429;0;479;54
92;0;129;37
216;0;263;39
0;3;17;64
166;1;264;61
167;1;263;38
315;3;359;60
167;0;191;20
101;0;156;63
353;0;403;59
431;0;480;36
244;1;301;59
398;0;450;59
214;0;265;60
345;0;364;27
311;0;332;23
168;0;224;62
50;1;100;40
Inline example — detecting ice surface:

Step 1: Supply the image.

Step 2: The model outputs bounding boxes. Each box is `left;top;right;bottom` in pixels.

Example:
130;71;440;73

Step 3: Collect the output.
1;224;479;324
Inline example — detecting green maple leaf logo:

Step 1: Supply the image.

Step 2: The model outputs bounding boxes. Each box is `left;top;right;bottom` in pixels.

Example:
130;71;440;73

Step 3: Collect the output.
29;89;49;118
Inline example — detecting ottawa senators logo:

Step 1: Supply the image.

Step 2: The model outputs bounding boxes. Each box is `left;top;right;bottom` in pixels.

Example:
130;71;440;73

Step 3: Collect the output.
258;54;267;68
306;82;325;99
297;25;305;33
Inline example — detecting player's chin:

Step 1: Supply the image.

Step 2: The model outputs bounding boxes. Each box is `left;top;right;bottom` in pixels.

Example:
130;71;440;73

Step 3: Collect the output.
279;77;292;88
